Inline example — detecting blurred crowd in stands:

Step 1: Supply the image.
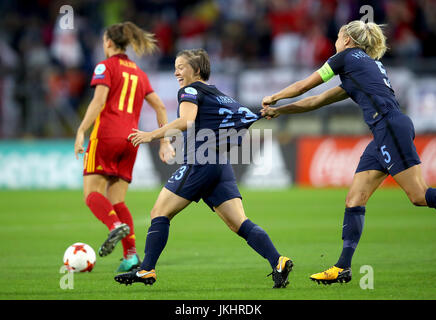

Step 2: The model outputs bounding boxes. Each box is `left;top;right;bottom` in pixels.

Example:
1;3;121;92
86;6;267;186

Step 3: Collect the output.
0;0;435;138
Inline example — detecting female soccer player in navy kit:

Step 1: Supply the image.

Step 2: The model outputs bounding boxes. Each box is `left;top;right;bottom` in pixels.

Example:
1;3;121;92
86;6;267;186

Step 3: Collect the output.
115;49;292;288
262;20;436;284
74;22;174;272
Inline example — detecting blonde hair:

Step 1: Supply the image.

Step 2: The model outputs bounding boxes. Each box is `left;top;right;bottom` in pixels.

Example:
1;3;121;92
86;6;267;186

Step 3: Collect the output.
105;21;157;57
341;20;388;60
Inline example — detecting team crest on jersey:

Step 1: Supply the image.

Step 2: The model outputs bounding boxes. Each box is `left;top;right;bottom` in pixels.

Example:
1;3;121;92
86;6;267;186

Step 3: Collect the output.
184;87;197;95
94;63;106;75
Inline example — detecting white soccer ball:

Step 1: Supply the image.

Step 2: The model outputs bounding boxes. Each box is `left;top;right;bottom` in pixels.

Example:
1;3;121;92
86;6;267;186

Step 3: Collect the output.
63;243;96;272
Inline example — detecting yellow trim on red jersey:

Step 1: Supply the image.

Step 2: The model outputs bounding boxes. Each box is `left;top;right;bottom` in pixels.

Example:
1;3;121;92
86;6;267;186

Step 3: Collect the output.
83;152;89;170
90;103;105;140
87;139;98;173
86;103;105;173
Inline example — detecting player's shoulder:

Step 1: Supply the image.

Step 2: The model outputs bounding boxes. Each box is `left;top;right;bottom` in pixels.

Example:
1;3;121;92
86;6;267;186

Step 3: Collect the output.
329;47;360;61
184;81;205;90
136;66;148;79
178;82;205;95
177;82;209;105
328;48;372;74
99;54;122;66
93;56;119;75
95;54;138;69
93;59;110;74
347;48;371;61
118;56;141;71
339;48;373;67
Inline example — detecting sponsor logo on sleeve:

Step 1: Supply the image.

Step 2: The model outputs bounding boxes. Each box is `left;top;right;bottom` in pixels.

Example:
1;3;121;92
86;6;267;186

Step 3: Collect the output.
184;87;197;95
181;93;197;99
94;63;106;75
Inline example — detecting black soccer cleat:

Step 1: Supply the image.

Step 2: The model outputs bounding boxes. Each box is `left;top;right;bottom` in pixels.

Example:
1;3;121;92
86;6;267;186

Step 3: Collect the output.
309;266;352;285
268;256;294;288
114;269;156;286
98;223;130;257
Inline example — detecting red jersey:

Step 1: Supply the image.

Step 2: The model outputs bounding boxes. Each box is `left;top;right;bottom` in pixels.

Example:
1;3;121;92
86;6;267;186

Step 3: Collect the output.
89;53;153;139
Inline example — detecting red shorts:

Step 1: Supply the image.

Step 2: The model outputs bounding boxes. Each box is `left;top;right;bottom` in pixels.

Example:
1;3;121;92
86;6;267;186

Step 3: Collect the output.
83;138;138;183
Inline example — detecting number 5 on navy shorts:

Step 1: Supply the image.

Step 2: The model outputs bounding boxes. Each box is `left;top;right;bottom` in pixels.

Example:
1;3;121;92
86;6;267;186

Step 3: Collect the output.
164;163;242;211
356;112;421;176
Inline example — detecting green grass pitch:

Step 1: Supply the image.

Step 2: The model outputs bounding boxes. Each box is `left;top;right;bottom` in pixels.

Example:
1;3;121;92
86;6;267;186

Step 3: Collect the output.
0;188;435;300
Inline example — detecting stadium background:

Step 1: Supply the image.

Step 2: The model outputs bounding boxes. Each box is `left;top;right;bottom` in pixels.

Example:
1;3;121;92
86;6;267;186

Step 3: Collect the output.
1;0;435;189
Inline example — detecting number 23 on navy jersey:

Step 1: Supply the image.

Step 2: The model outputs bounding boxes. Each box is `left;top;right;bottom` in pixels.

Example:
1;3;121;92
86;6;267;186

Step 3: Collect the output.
177;82;260;132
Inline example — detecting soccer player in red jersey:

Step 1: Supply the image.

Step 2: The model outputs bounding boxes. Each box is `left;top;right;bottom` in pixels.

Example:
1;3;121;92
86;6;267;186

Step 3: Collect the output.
74;22;174;272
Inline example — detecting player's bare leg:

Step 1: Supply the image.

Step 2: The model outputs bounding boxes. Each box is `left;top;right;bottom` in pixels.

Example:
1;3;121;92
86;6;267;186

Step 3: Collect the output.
393;164;429;206
214;198;247;232
311;170;387;285
107;177;129;205
83;174;108;201
345;170;388;208
149;187;192;221
215;198;293;288
115;187;191;286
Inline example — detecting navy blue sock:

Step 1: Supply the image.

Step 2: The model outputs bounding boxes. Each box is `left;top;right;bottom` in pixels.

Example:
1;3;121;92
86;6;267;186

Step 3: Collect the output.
141;216;170;271
237;219;281;269
335;206;365;269
425;188;436;209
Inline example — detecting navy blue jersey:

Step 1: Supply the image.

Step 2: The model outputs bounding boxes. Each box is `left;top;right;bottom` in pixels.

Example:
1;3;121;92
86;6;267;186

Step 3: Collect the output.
320;48;400;126
177;81;260;163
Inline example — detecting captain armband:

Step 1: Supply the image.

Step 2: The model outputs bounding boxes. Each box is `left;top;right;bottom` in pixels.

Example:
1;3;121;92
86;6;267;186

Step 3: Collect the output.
317;62;335;82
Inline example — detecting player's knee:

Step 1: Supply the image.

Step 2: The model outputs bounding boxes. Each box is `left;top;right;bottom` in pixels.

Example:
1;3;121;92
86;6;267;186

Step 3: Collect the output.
107;195;123;206
84;191;102;206
83;191;91;204
150;207;160;220
345;191;368;208
228;218;246;234
150;207;172;220
408;193;426;207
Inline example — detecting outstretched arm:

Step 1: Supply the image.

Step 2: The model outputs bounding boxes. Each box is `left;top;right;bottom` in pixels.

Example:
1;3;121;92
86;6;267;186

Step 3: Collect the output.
262;71;324;107
128;101;198;147
261;86;348;118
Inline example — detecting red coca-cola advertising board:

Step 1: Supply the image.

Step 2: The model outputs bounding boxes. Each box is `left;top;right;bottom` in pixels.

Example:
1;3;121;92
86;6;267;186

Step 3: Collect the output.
296;135;436;187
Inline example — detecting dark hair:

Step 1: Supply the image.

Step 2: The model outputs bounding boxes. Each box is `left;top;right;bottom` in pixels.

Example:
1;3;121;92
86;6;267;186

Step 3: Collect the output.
105;21;157;57
176;49;211;81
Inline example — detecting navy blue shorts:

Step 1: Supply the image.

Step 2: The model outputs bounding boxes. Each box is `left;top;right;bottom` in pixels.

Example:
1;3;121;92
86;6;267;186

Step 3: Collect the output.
356;111;421;176
164;163;242;211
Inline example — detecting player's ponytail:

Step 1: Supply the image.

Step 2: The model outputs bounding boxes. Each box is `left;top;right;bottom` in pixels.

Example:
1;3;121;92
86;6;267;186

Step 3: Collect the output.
342;20;388;60
105;22;157;57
